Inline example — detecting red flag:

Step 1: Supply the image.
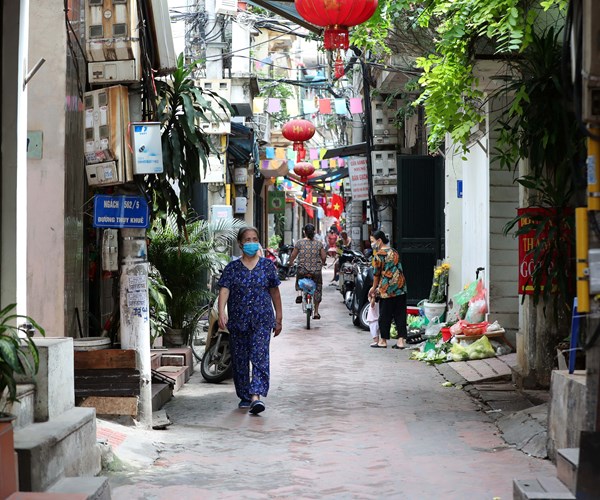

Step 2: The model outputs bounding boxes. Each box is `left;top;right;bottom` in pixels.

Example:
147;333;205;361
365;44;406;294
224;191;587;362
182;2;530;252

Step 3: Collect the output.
304;187;314;218
330;194;344;219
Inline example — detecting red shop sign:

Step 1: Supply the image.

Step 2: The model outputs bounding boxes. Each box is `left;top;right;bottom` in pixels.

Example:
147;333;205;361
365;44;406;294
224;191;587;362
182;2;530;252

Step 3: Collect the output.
517;207;572;295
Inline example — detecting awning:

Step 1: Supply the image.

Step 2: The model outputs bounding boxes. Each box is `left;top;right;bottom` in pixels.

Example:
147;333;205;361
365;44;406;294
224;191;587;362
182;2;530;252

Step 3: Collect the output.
246;0;322;34
307;167;349;186
322;142;367;159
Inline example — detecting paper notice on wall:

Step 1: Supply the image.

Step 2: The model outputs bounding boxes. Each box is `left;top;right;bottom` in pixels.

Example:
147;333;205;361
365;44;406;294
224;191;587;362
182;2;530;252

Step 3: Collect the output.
347;156;369;201
127;275;147;307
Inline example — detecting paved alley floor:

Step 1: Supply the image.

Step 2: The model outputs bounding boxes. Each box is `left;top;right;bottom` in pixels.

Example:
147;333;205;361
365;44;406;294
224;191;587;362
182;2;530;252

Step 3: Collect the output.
106;261;555;500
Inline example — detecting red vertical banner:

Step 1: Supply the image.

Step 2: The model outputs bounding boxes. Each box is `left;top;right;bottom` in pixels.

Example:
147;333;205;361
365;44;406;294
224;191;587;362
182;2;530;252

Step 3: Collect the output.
517;208;540;295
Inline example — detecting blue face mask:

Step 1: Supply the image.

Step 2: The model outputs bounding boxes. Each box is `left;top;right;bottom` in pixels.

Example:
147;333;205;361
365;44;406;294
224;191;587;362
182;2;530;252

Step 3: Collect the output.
242;242;260;256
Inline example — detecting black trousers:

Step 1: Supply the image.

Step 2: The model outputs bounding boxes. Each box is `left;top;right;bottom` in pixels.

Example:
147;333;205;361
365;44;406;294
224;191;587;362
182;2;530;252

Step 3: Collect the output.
378;294;407;340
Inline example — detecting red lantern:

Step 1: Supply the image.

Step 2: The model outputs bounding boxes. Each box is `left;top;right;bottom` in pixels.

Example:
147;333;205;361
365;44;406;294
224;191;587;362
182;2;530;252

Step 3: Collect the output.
293;161;316;183
282;119;316;162
295;0;378;76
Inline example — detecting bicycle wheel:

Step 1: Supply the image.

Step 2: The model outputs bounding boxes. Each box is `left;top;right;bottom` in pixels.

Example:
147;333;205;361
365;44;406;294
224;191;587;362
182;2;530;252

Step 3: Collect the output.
306;296;312;330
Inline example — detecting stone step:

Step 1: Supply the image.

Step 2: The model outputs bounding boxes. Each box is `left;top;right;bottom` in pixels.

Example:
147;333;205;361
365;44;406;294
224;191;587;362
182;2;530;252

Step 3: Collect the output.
9;384;36;430
154;366;188;392
13;407;101;492
556;448;578;494
46;476;110;500
151;382;173;411
513;476;575;499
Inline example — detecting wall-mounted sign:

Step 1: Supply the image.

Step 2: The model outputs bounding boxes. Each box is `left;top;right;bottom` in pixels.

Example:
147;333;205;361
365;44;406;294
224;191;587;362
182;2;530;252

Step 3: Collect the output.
268;190;285;213
130;122;163;175
93;195;149;228
347;156;369;201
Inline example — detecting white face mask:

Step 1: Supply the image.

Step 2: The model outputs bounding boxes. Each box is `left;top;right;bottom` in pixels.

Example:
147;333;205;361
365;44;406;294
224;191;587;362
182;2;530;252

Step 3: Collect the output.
371;241;379;251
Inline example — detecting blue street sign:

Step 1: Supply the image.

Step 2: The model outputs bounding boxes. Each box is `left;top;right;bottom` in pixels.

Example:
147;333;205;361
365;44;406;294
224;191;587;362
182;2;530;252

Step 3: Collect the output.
93;195;149;228
457;180;463;198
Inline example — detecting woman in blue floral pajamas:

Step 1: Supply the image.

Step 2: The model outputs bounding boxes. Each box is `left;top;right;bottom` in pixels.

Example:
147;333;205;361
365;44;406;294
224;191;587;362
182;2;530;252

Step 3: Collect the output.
218;227;283;415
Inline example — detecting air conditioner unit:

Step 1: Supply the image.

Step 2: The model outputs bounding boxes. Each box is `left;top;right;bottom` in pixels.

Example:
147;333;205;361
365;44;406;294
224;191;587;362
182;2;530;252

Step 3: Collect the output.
86;0;140;63
201;155;225;183
199;121;232;135
84;85;132;186
147;0;177;74
88;60;139;84
215;0;238;15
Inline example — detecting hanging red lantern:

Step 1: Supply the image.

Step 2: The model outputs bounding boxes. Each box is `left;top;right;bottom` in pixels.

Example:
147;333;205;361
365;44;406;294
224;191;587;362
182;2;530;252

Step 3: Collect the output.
282;119;316;162
295;0;378;76
293;161;316;183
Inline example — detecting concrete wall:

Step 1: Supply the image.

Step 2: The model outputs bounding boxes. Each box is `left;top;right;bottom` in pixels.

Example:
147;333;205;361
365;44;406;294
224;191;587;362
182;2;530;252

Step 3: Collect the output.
1;0;29;313
444;142;464;299
547;370;587;461
26;0;68;336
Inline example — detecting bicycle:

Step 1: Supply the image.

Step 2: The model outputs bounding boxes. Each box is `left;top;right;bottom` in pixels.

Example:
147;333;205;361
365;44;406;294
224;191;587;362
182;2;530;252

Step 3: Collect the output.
298;277;317;330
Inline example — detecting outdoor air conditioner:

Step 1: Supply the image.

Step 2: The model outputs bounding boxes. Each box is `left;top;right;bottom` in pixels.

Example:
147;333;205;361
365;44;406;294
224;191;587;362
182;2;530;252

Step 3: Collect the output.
84;85;132;186
86;0;140;63
147;0;177;74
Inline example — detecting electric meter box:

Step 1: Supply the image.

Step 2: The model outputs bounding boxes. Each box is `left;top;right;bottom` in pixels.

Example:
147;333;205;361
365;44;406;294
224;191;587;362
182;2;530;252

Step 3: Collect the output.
130;122;164;174
86;0;140;63
210;204;233;222
234;197;247;214
84;85;132;186
233;167;248;184
89;60;139;85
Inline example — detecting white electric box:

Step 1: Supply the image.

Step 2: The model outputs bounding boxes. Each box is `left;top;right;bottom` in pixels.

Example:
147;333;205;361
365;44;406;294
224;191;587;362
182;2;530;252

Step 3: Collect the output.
86;0;140;62
130;122;164;174
102;229;119;271
233;167;248;184
148;0;177;74
197;79;232;122
210;204;233;222
84;85;132;186
234;197;247;214
215;0;238;15
88;60;139;84
199;121;232;135
86;161;120;186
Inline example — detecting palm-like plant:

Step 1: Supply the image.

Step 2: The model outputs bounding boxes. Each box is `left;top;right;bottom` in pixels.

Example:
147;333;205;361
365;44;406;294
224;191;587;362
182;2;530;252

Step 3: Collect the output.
148;214;244;342
0;304;45;415
144;53;233;234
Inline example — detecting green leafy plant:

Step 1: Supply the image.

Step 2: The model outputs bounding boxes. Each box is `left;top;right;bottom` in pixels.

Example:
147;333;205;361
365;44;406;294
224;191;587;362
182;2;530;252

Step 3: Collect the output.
0;304;45;414
144;54;233;233
148;268;172;347
148;214;244;342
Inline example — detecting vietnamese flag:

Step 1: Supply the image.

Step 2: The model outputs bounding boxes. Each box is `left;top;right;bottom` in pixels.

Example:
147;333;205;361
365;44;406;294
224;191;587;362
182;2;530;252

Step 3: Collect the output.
330;194;344;219
305;187;314;218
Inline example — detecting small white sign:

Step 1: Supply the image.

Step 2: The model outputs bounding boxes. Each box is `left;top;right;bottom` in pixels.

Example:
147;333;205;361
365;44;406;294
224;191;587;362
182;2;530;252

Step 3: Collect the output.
131;122;164;175
347;156;370;201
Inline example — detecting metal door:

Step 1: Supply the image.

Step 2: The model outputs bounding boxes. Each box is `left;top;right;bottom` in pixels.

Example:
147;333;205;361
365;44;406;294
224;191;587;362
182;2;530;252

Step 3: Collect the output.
396;155;445;305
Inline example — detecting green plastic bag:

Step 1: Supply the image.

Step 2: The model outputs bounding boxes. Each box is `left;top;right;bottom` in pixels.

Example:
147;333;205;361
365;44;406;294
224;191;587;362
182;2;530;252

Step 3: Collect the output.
450;343;469;362
464;336;495;360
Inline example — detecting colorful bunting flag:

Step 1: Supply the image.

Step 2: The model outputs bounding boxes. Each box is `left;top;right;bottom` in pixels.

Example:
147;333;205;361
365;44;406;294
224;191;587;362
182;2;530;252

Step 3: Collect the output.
286;99;299;116
303;98;317;114
267;98;281;113
319;98;332;114
349;97;363;114
309;148;319;161
253;97;265;114
265;147;275;159
334;98;347;114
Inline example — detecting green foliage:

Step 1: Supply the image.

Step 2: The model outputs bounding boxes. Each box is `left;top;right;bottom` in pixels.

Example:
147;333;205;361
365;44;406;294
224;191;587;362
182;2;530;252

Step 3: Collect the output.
0;304;45;413
145;54;233;233
148;214;243;338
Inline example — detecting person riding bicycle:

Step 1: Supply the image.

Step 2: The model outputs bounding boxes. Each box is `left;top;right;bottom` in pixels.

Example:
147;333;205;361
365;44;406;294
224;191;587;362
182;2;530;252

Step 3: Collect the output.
288;223;326;320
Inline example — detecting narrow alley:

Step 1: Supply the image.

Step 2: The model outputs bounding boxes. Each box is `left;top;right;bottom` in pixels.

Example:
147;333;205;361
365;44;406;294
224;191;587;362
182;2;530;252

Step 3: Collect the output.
105;263;555;499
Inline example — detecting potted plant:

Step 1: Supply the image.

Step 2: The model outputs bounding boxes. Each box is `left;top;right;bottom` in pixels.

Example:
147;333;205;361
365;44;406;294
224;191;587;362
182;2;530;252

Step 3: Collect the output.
0;304;44;498
148;214;243;346
423;262;450;321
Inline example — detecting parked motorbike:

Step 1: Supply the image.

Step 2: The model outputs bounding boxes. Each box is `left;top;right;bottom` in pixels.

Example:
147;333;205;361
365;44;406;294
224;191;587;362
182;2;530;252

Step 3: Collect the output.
337;249;367;301
350;260;373;331
277;244;296;280
200;299;233;383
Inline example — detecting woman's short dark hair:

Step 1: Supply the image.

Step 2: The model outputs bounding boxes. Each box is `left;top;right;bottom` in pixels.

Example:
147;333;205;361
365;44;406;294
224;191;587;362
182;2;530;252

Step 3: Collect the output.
304;223;315;239
371;230;389;244
237;226;259;243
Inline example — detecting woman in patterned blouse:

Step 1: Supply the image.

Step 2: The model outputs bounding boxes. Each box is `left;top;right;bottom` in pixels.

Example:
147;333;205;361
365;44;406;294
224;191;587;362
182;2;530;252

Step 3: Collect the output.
368;230;408;349
288;223;327;320
218;227;283;415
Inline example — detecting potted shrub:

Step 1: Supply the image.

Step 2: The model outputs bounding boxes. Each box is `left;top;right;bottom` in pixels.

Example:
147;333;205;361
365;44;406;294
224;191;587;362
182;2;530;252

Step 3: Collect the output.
148;215;243;346
0;304;44;498
423;262;450;321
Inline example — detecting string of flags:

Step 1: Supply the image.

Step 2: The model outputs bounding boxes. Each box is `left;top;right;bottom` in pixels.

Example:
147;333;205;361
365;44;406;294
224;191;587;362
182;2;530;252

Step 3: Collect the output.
261;148;345;173
253;97;364;115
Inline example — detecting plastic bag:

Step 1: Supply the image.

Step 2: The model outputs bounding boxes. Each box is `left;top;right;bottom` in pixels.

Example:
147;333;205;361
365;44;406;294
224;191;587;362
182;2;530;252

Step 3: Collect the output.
450;320;467;335
464;335;495;360
298;278;316;294
449;281;478;320
425;317;443;337
465;279;488;323
450;343;469;362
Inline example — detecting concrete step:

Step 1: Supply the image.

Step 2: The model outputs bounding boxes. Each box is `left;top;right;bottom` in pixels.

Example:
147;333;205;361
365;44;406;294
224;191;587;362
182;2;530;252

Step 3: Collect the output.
13;407;101;492
154;366;188;392
151;382;173;411
513;476;575;499
46;476;110;500
556;448;578;494
11;384;36;430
